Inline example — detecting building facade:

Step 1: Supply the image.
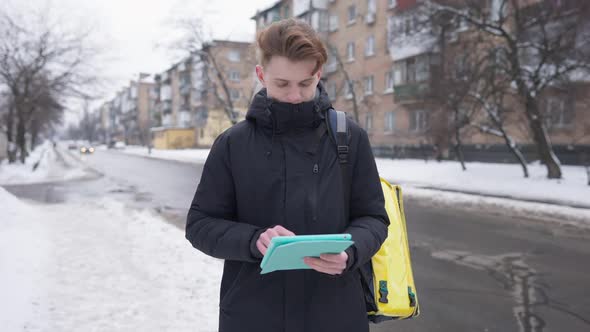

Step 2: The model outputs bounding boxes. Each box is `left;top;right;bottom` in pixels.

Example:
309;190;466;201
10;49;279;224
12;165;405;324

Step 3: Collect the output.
251;0;590;164
98;74;156;146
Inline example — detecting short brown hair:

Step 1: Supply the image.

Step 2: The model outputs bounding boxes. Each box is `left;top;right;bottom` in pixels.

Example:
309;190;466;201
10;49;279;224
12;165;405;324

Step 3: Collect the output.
257;18;328;75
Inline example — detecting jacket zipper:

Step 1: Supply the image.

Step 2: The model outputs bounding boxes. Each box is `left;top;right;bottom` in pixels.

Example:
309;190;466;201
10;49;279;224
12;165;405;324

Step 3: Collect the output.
311;161;320;223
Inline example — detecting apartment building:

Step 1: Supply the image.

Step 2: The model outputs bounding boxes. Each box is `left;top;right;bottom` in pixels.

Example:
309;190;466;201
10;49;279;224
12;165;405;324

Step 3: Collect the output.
97;74;156;146
98;101;112;144
253;0;294;34
325;0;400;149
252;0;590;163
195;40;257;147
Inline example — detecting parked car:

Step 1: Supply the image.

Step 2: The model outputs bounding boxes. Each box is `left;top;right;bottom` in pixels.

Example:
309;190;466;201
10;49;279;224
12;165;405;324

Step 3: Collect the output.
113;141;126;149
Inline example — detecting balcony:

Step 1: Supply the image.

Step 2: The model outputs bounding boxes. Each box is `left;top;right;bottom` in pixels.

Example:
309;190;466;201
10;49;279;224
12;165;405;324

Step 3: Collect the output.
393;81;434;104
158;100;172;114
179;83;192;96
325;62;338;74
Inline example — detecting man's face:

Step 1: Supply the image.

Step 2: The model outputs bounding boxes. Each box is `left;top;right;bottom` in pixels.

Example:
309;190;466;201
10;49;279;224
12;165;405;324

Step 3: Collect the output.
256;56;321;104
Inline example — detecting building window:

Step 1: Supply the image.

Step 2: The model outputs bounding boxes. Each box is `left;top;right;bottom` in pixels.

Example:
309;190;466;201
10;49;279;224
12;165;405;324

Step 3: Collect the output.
454;55;468;80
415;56;429;82
385;70;394;92
227;50;240;62
367;0;377;23
365;112;373;132
348;5;357;24
409;110;429;132
406;58;416;83
544;97;574;128
388;0;397;8
365;35;375;57
230;89;240;101
229;70;240;82
393;65;402;85
345;80;355;99
385;112;396;132
326;82;337;101
347;42;355;62
329;14;339;32
364;76;374;95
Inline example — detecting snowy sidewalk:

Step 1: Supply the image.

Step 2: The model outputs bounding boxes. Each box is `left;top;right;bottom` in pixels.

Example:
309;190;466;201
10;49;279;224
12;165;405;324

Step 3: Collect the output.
0;187;222;332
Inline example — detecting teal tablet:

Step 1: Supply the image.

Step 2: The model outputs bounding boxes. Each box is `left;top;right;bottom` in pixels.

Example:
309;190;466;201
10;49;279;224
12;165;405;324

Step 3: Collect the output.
260;234;354;274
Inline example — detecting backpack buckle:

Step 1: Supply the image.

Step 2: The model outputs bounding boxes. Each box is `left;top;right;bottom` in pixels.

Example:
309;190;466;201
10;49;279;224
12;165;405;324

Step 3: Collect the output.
337;145;349;163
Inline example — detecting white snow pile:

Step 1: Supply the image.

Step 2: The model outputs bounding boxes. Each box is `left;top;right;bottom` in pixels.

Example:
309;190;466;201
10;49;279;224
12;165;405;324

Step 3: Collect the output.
119;146;211;164
376;159;590;209
0;187;223;332
0;141;89;185
406;187;590;228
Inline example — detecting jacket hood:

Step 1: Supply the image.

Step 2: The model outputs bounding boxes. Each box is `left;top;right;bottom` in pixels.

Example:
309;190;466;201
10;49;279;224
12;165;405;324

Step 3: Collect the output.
246;81;333;134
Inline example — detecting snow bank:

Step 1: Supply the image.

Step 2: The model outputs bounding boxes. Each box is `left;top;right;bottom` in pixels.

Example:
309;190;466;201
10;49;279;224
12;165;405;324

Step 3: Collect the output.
0;188;223;331
376;159;590;208
0;141;89;185
0;187;51;332
119;146;211;164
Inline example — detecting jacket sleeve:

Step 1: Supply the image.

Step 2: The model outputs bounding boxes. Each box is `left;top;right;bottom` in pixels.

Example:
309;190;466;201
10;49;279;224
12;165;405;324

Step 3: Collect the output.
344;128;389;271
186;131;263;262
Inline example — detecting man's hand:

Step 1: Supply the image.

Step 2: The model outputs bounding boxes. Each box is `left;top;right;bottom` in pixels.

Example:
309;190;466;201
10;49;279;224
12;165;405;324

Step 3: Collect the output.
304;252;348;275
256;225;295;256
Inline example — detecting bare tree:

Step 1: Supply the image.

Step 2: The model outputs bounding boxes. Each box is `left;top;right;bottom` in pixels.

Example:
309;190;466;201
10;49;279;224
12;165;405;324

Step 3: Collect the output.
29;80;63;148
327;44;360;123
0;6;100;163
431;0;590;179
200;44;238;125
170;18;245;125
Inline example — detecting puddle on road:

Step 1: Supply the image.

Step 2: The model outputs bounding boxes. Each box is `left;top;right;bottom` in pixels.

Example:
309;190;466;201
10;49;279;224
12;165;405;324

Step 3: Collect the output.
2;183;67;204
3;178;186;232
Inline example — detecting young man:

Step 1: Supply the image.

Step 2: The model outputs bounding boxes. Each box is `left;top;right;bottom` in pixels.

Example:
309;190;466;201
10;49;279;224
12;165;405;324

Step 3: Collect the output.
186;19;388;332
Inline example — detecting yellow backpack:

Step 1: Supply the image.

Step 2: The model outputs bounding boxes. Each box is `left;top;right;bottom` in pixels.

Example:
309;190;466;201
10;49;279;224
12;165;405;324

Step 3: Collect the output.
366;180;420;322
327;109;420;323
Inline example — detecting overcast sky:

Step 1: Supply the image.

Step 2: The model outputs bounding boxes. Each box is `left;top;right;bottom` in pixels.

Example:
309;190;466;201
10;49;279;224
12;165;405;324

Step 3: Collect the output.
2;0;276;122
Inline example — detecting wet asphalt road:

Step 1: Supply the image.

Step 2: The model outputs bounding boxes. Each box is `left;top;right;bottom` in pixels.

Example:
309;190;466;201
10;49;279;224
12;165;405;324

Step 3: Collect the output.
4;149;590;332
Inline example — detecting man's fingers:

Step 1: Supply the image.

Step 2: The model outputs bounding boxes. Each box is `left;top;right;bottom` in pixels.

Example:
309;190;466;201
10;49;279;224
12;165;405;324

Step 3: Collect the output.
266;228;280;240
259;232;272;247
256;239;267;256
273;225;295;236
304;257;346;271
304;258;343;275
320;252;347;263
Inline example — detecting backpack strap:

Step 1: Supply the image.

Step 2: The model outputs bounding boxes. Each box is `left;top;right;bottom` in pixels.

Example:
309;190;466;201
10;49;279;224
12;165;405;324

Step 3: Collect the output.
326;108;351;216
327;109;350;165
327;109;379;318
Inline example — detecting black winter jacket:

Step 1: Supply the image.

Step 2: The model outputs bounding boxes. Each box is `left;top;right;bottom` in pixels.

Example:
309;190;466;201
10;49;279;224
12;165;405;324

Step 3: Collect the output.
186;84;388;332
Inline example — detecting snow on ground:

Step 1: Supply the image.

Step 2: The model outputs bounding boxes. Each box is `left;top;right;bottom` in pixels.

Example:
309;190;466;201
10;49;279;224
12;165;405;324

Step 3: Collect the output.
376;159;590;208
406;187;590;228
120;146;211;164
0;141;89;185
0;187;222;332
